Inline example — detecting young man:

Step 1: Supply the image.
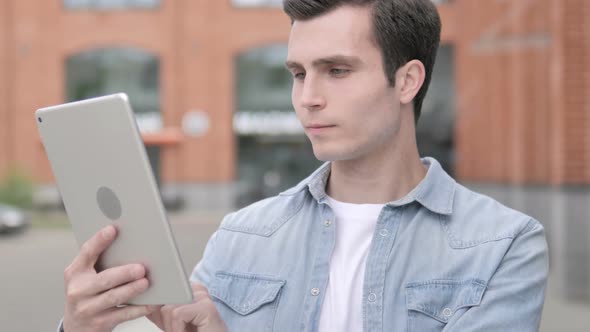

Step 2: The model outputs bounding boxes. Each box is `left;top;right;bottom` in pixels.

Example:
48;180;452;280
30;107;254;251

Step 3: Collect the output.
59;0;548;331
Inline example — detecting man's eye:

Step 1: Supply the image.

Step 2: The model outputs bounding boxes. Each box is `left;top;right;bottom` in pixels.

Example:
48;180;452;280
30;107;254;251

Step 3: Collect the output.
293;72;305;80
329;68;350;76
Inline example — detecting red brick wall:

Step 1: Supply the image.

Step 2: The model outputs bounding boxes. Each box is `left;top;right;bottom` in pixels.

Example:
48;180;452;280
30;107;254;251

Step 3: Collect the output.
454;0;588;185
0;0;9;178
559;0;590;184
5;0;62;182
0;0;293;184
4;0;583;186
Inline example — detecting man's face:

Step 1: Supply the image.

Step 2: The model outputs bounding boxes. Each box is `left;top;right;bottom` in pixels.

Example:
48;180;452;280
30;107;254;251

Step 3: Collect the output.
286;5;403;162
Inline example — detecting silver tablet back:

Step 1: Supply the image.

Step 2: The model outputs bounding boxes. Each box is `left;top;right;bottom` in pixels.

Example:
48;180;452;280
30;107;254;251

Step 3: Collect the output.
36;93;192;305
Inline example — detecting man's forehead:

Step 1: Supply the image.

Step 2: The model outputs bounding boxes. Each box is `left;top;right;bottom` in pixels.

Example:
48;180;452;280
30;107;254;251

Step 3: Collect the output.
286;7;374;65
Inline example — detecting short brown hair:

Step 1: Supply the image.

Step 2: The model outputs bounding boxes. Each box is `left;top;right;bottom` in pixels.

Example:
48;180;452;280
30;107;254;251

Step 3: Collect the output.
283;0;441;124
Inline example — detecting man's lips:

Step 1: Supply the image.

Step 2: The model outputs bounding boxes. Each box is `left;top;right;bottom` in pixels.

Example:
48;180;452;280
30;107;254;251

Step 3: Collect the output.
305;124;336;134
306;124;336;129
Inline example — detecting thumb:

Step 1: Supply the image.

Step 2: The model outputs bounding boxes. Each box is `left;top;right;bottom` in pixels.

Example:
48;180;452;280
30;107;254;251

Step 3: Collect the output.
145;305;165;329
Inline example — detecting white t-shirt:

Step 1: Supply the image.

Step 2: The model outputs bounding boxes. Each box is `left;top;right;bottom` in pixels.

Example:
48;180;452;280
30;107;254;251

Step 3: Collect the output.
318;196;385;332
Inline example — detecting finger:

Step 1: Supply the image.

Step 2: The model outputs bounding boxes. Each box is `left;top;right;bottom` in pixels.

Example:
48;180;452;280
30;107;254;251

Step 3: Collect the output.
87;264;146;295
163;285;209;332
171;303;201;332
84;277;149;313
170;288;221;332
145;305;165;330
161;304;180;332
70;225;117;272
192;286;213;308
171;299;223;332
191;282;208;293
102;304;159;329
191;283;212;304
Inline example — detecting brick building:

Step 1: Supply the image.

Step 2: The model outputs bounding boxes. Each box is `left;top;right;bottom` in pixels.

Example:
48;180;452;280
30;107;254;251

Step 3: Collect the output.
0;0;588;209
454;0;589;186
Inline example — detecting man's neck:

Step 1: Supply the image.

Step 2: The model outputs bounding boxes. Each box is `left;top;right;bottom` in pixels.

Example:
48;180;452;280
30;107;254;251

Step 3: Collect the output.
325;140;427;205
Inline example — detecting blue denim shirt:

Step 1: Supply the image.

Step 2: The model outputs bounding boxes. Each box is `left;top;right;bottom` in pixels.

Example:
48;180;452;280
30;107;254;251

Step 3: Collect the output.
191;157;548;332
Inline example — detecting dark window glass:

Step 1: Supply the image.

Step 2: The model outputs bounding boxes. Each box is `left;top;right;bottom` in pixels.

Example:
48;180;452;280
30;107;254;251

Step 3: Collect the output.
232;0;282;8
232;0;446;7
63;0;160;10
234;44;320;207
66;48;162;183
417;44;455;175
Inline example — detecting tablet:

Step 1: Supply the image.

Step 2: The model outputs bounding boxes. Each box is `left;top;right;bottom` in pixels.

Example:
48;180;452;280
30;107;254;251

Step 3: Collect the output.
36;93;193;305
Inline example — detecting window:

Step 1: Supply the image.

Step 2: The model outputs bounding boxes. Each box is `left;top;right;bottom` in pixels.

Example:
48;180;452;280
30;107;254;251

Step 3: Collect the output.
234;44;320;207
63;0;160;10
66;47;162;183
236;44;292;113
232;0;282;8
416;44;455;175
232;0;446;8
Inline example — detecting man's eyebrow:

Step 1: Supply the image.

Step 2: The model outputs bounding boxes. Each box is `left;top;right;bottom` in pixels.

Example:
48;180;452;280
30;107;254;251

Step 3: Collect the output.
285;55;362;70
284;60;302;70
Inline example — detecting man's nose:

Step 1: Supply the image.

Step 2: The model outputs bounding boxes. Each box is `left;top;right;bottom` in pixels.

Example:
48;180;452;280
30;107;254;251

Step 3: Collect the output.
300;76;326;111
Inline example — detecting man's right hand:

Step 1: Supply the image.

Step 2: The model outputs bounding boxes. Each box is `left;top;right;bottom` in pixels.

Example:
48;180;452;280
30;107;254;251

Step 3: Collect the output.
62;225;158;332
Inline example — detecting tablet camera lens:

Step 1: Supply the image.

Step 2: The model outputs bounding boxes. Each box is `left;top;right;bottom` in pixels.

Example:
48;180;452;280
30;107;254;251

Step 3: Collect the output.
38;117;42;123
97;186;122;220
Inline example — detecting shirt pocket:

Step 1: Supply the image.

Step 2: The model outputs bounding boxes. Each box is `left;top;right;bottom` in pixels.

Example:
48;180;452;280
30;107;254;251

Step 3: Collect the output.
405;279;486;332
209;271;286;332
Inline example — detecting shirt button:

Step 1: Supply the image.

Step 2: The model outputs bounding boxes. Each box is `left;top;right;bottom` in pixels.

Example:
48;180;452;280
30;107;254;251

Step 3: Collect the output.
368;293;377;302
324;219;332;227
379;229;389;237
311;288;320;296
442;307;453;317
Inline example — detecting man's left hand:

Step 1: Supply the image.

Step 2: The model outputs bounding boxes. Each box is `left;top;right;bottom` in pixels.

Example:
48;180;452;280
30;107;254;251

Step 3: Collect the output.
147;283;227;332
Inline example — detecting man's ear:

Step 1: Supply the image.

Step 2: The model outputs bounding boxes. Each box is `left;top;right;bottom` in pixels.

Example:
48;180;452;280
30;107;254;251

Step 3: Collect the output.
397;60;426;105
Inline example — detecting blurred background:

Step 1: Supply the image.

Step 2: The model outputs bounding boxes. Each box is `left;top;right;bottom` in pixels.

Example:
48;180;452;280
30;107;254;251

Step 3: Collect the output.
0;0;588;331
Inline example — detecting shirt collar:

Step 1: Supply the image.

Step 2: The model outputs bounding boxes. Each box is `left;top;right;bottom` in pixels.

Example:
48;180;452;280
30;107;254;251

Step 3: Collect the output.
280;157;456;215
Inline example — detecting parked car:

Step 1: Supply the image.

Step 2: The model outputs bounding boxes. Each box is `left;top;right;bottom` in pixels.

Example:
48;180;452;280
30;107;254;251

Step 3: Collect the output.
0;203;30;233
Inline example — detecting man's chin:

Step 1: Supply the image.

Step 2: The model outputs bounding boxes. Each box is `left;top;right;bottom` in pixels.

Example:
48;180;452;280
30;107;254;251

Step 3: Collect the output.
311;150;334;162
312;148;354;163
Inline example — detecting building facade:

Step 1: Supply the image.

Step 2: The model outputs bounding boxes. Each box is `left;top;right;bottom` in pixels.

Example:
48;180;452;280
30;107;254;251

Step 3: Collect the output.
0;0;588;210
